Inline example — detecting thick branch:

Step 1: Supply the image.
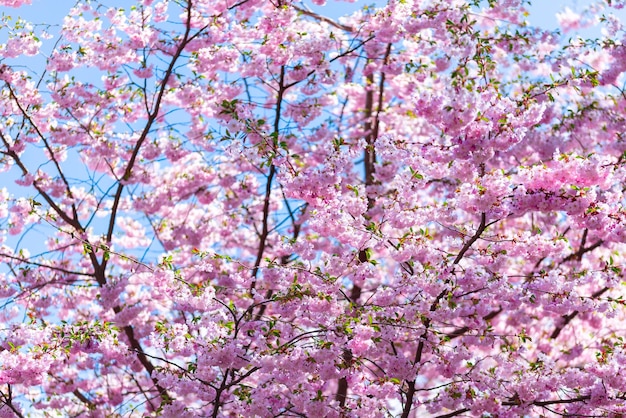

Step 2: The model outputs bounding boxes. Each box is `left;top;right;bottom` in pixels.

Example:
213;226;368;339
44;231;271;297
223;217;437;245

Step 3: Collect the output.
72;389;96;411
550;286;609;339
550;232;605;339
561;239;603;263
402;213;489;418
250;65;285;288
292;5;354;32
211;369;230;418
524;395;591;407
338;46;391;408
435;395;593;418
447;307;503;340
97;2;203;405
121;322;169;401
103;0;197;266
435;408;470;418
452;212;487;265
0;130;103;278
0;385;25;418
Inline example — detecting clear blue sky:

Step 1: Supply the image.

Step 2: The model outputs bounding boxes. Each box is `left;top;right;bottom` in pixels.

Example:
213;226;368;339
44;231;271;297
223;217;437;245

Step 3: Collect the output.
0;0;609;31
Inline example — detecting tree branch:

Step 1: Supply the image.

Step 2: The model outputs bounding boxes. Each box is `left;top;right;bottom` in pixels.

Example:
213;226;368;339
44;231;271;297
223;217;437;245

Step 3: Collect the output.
447;307;503;340
292;5;354;32
250;65;285;289
72;389;96;411
402;212;489;418
103;0;197;267
550;286;609;339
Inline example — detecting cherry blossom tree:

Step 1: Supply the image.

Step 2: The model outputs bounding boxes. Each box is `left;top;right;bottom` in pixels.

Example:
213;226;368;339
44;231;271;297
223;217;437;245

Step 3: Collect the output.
1;0;626;416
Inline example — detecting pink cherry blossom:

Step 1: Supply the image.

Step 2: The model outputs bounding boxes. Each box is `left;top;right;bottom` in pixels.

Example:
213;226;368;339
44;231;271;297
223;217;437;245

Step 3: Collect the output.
0;0;625;416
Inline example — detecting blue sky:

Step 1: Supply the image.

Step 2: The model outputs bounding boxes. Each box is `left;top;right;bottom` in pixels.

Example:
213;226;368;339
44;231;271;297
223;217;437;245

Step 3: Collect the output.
0;0;606;29
0;1;616;47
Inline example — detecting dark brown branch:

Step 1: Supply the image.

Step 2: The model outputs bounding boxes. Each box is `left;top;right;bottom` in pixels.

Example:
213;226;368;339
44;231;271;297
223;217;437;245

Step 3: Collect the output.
435;394;593;418
121;322;170;402
253;199;306;322
372;43;392;145
100;4;202;404
284;36;375;90
447;307;503;340
338;45;391;409
0;252;94;277
0;385;25;418
0;130;103;279
0;132;76;229
528;395;591;407
453;212;487;265
227;0;254;10
402;213;489;418
435;408;471;418
550;286;609;339
250;65;285;288
292;5;354;32
5;83;79;222
350;70;377;306
503;394;592;407
72;389;96;411
135;349;216;387
103;0;197;266
550;231;605;339
363;73;377;191
561;239;603;263
211;369;230;418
